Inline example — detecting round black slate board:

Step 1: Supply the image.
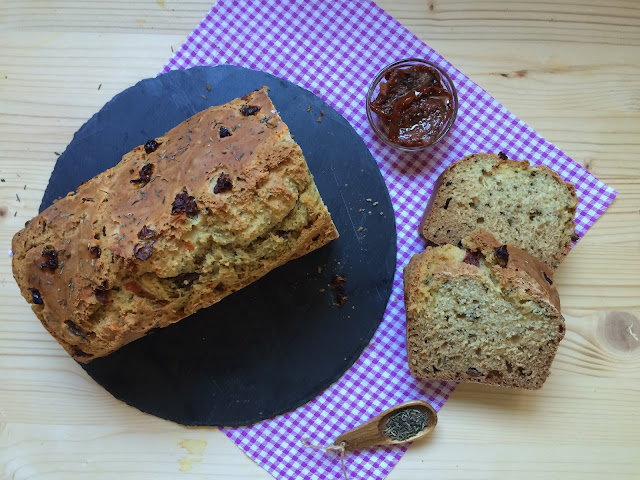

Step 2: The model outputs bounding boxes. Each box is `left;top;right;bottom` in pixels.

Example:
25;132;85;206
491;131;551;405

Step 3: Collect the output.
40;65;396;426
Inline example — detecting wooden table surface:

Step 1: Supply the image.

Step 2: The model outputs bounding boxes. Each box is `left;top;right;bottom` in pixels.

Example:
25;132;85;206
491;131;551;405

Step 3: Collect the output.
1;1;639;479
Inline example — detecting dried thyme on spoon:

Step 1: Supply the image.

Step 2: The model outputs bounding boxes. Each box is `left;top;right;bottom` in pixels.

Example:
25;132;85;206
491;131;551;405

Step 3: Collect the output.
384;407;428;441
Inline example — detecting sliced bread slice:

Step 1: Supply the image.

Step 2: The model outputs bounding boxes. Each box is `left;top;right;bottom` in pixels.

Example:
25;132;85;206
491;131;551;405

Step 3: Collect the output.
404;229;565;389
420;153;578;270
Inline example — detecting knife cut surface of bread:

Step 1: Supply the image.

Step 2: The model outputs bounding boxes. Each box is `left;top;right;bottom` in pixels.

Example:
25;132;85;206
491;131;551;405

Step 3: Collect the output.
404;230;564;389
12;88;339;362
420;153;578;269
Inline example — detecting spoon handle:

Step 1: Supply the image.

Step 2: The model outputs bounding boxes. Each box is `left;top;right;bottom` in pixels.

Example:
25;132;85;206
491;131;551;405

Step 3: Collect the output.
335;414;384;451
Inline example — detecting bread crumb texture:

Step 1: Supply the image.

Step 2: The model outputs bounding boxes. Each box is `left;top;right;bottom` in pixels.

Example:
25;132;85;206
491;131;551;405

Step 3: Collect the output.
404;230;564;389
420;153;578;270
11;89;338;362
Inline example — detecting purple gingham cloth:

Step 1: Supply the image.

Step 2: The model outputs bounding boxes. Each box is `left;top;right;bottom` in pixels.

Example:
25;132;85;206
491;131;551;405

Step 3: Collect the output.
161;1;617;479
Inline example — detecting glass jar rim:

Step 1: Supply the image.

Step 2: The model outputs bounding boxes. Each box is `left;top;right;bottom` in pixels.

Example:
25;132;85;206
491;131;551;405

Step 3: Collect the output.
366;58;458;151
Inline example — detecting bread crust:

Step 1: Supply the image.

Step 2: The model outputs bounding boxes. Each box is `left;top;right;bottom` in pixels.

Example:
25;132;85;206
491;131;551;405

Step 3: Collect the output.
404;230;564;389
12;89;338;362
419;153;578;269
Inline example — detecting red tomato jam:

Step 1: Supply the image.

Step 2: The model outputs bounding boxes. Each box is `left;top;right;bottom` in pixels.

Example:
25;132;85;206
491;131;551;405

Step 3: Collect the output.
369;64;454;148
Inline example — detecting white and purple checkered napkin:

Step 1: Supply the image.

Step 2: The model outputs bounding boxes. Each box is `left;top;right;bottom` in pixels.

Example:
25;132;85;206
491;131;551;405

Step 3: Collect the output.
162;1;617;478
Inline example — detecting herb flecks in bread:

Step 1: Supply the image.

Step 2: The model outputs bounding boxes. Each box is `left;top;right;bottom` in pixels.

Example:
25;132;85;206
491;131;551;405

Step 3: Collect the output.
404;230;564;389
420;153;578;269
12;89;339;362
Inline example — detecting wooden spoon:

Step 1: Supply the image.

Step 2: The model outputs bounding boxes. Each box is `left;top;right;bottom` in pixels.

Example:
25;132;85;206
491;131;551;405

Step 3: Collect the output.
334;400;437;451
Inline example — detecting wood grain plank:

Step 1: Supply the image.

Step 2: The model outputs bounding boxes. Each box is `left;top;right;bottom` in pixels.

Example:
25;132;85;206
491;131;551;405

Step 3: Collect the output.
1;0;639;479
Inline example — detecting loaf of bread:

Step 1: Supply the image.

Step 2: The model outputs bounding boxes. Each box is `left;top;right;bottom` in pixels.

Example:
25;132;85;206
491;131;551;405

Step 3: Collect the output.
12;88;339;362
404;229;564;389
420;153;578;269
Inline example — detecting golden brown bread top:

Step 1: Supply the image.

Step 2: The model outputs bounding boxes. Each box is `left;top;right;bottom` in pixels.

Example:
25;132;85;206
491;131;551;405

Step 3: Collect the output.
461;229;560;312
12;89;338;361
405;229;560;314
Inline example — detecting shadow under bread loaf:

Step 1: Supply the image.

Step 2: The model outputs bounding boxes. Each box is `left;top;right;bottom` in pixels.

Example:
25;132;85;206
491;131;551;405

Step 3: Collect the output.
404;229;565;389
12;88;339;362
419;153;578;270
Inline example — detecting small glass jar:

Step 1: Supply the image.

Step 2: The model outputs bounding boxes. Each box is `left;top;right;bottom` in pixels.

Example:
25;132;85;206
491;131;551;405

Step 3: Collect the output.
366;58;458;151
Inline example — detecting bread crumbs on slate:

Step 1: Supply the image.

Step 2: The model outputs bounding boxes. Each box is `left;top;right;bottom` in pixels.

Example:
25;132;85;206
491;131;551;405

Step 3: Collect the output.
330;274;348;307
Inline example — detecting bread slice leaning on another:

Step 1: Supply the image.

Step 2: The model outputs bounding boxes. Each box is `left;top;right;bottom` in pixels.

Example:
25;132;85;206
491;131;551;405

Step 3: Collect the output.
12;88;339;362
404;229;565;389
419;153;578;270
